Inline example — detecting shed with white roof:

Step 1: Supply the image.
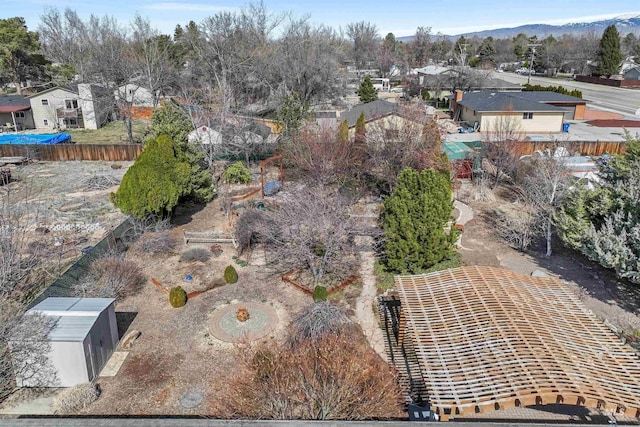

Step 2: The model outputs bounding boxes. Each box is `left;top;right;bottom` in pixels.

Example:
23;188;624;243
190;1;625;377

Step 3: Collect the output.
19;297;119;387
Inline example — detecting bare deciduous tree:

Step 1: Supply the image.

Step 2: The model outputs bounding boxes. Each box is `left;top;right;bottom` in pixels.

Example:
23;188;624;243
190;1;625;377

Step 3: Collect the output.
346;21;379;70
1;174;59;400
255;185;358;285
521;154;570;257
482;110;523;188
366;106;447;193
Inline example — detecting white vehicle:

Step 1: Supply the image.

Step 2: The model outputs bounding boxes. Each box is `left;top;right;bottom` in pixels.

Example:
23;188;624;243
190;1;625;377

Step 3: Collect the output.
370;78;390;92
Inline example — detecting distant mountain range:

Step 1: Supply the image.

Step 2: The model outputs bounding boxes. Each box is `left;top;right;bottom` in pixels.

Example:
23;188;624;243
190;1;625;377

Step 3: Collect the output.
397;14;640;41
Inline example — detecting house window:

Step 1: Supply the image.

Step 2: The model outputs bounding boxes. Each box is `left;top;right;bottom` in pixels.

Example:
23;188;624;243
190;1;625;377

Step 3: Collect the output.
15;112;25;118
41;99;49;106
43;119;49;126
65;99;78;109
523;112;534;120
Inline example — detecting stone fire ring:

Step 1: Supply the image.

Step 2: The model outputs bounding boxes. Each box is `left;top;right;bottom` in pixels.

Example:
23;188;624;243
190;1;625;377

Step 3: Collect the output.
208;302;278;343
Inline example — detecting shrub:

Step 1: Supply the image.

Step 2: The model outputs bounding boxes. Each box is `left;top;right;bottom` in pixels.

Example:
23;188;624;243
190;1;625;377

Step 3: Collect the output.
73;256;145;299
169;286;187;308
110;135;192;219
180;247;211;262
312;285;328;302
289;302;350;346
51;383;100;414
218;329;404;419
223;161;251;184
136;231;177;254
224;265;238;284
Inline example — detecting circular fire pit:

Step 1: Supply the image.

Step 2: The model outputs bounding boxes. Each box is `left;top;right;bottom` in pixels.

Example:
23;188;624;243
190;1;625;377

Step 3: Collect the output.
209;302;278;343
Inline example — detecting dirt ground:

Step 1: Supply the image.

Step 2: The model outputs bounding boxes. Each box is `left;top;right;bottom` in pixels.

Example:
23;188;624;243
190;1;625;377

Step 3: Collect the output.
457;181;640;335
85;192;362;416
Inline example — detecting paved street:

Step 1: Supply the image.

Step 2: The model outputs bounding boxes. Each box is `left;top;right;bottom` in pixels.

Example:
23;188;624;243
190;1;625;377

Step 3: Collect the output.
497;73;640;117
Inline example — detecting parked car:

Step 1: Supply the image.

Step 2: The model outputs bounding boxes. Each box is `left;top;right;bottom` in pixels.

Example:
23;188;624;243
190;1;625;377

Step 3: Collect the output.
515;68;530;75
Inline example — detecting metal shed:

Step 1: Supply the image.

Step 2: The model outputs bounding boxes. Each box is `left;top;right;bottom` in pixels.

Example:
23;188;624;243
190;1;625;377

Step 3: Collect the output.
20;298;119;387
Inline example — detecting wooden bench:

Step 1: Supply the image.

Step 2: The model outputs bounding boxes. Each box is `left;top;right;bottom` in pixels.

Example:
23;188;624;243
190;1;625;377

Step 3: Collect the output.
183;231;238;248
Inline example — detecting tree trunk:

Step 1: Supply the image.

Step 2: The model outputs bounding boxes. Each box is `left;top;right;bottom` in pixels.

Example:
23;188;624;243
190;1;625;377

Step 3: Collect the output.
545;217;552;257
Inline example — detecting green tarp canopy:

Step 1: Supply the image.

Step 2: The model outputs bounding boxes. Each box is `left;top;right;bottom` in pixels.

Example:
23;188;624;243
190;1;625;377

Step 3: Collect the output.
441;141;475;161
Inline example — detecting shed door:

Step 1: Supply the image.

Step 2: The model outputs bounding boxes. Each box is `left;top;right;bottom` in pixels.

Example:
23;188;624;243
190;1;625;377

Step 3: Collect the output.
85;337;96;382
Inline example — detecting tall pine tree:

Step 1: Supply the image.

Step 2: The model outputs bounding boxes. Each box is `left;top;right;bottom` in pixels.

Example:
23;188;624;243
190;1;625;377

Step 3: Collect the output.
380;168;455;274
357;76;378;103
597;25;623;77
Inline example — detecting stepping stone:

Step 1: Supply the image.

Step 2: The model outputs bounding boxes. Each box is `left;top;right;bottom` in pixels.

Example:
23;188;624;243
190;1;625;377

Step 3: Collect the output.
179;390;204;409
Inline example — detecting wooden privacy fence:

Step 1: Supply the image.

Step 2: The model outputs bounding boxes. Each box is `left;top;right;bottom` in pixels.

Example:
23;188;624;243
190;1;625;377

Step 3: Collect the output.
0;144;143;161
512;140;625;157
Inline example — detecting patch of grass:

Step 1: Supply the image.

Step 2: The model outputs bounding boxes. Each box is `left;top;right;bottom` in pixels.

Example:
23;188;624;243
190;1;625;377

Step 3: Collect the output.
67;119;150;144
424;252;464;274
374;261;395;292
232;255;248;267
374;254;463;292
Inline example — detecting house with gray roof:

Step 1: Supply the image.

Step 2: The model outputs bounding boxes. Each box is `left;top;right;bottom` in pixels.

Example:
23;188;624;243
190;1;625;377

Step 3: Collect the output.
451;91;587;133
0;95;34;131
340;99;400;128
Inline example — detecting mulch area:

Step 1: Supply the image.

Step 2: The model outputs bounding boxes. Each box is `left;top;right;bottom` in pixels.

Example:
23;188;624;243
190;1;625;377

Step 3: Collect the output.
586;119;640;127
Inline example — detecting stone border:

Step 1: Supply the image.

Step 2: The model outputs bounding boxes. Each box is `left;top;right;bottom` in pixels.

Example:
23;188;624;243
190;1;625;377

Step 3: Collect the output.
208;302;278;343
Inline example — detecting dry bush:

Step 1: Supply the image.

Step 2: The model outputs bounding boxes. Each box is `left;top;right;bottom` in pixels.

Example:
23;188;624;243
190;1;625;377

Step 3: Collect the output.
135;231;177;255
288;301;351;347
494;206;540;251
217;329;404;420
180;248;211;263
73;256;145;299
52;383;100;414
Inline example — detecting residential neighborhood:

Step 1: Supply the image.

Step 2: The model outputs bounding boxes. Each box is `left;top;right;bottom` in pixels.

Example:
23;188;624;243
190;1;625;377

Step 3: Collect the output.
2;2;640;425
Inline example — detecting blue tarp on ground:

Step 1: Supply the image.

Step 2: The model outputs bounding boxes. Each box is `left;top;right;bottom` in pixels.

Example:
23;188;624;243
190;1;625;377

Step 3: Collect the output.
0;133;71;145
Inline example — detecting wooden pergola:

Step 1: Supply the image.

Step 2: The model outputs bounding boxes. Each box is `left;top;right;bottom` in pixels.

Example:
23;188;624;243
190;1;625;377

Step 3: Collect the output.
394;266;640;421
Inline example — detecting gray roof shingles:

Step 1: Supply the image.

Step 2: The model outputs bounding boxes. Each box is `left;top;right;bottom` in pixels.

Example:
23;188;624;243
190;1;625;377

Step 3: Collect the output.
0;95;30;108
458;91;585;113
341;99;400;127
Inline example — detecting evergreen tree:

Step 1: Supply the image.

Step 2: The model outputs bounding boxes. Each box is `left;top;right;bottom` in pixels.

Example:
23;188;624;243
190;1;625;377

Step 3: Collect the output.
337;120;349;144
477;37;496;65
357;76;378;103
149;102;214;203
276;91;309;136
111;135;192;219
0;17;47;95
355;112;366;145
597;25;623;77
380;168;455;274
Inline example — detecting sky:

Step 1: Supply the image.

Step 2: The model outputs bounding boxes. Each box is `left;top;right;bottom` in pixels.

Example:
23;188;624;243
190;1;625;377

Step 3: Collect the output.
3;0;640;37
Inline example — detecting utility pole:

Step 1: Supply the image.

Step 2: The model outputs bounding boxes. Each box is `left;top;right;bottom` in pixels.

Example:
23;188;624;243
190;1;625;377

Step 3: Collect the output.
527;43;542;84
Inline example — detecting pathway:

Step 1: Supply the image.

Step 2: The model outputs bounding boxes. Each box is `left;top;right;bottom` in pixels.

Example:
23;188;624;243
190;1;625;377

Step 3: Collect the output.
355;236;387;362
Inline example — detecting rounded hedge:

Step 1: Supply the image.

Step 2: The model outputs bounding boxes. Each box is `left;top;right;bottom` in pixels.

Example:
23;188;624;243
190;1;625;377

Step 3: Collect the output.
224;265;238;284
169;286;187;308
313;285;328;302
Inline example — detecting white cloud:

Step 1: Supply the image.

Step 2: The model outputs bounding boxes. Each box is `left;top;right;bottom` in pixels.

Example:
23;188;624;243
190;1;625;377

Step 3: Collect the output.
142;2;236;12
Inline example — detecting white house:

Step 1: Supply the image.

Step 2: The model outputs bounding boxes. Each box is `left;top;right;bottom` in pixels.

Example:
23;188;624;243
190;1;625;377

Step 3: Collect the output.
28;84;113;130
114;83;159;108
16;297;119;388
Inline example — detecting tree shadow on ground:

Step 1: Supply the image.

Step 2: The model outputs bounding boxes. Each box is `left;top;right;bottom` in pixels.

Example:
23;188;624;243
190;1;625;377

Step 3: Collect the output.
171;203;208;227
526;239;640;317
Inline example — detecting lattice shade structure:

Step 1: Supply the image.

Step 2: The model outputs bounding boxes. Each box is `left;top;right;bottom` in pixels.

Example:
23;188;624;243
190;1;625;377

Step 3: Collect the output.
394;266;640;421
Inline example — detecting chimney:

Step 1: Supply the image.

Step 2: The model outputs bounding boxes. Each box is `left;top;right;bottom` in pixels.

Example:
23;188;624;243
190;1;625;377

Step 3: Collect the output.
454;90;463;101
